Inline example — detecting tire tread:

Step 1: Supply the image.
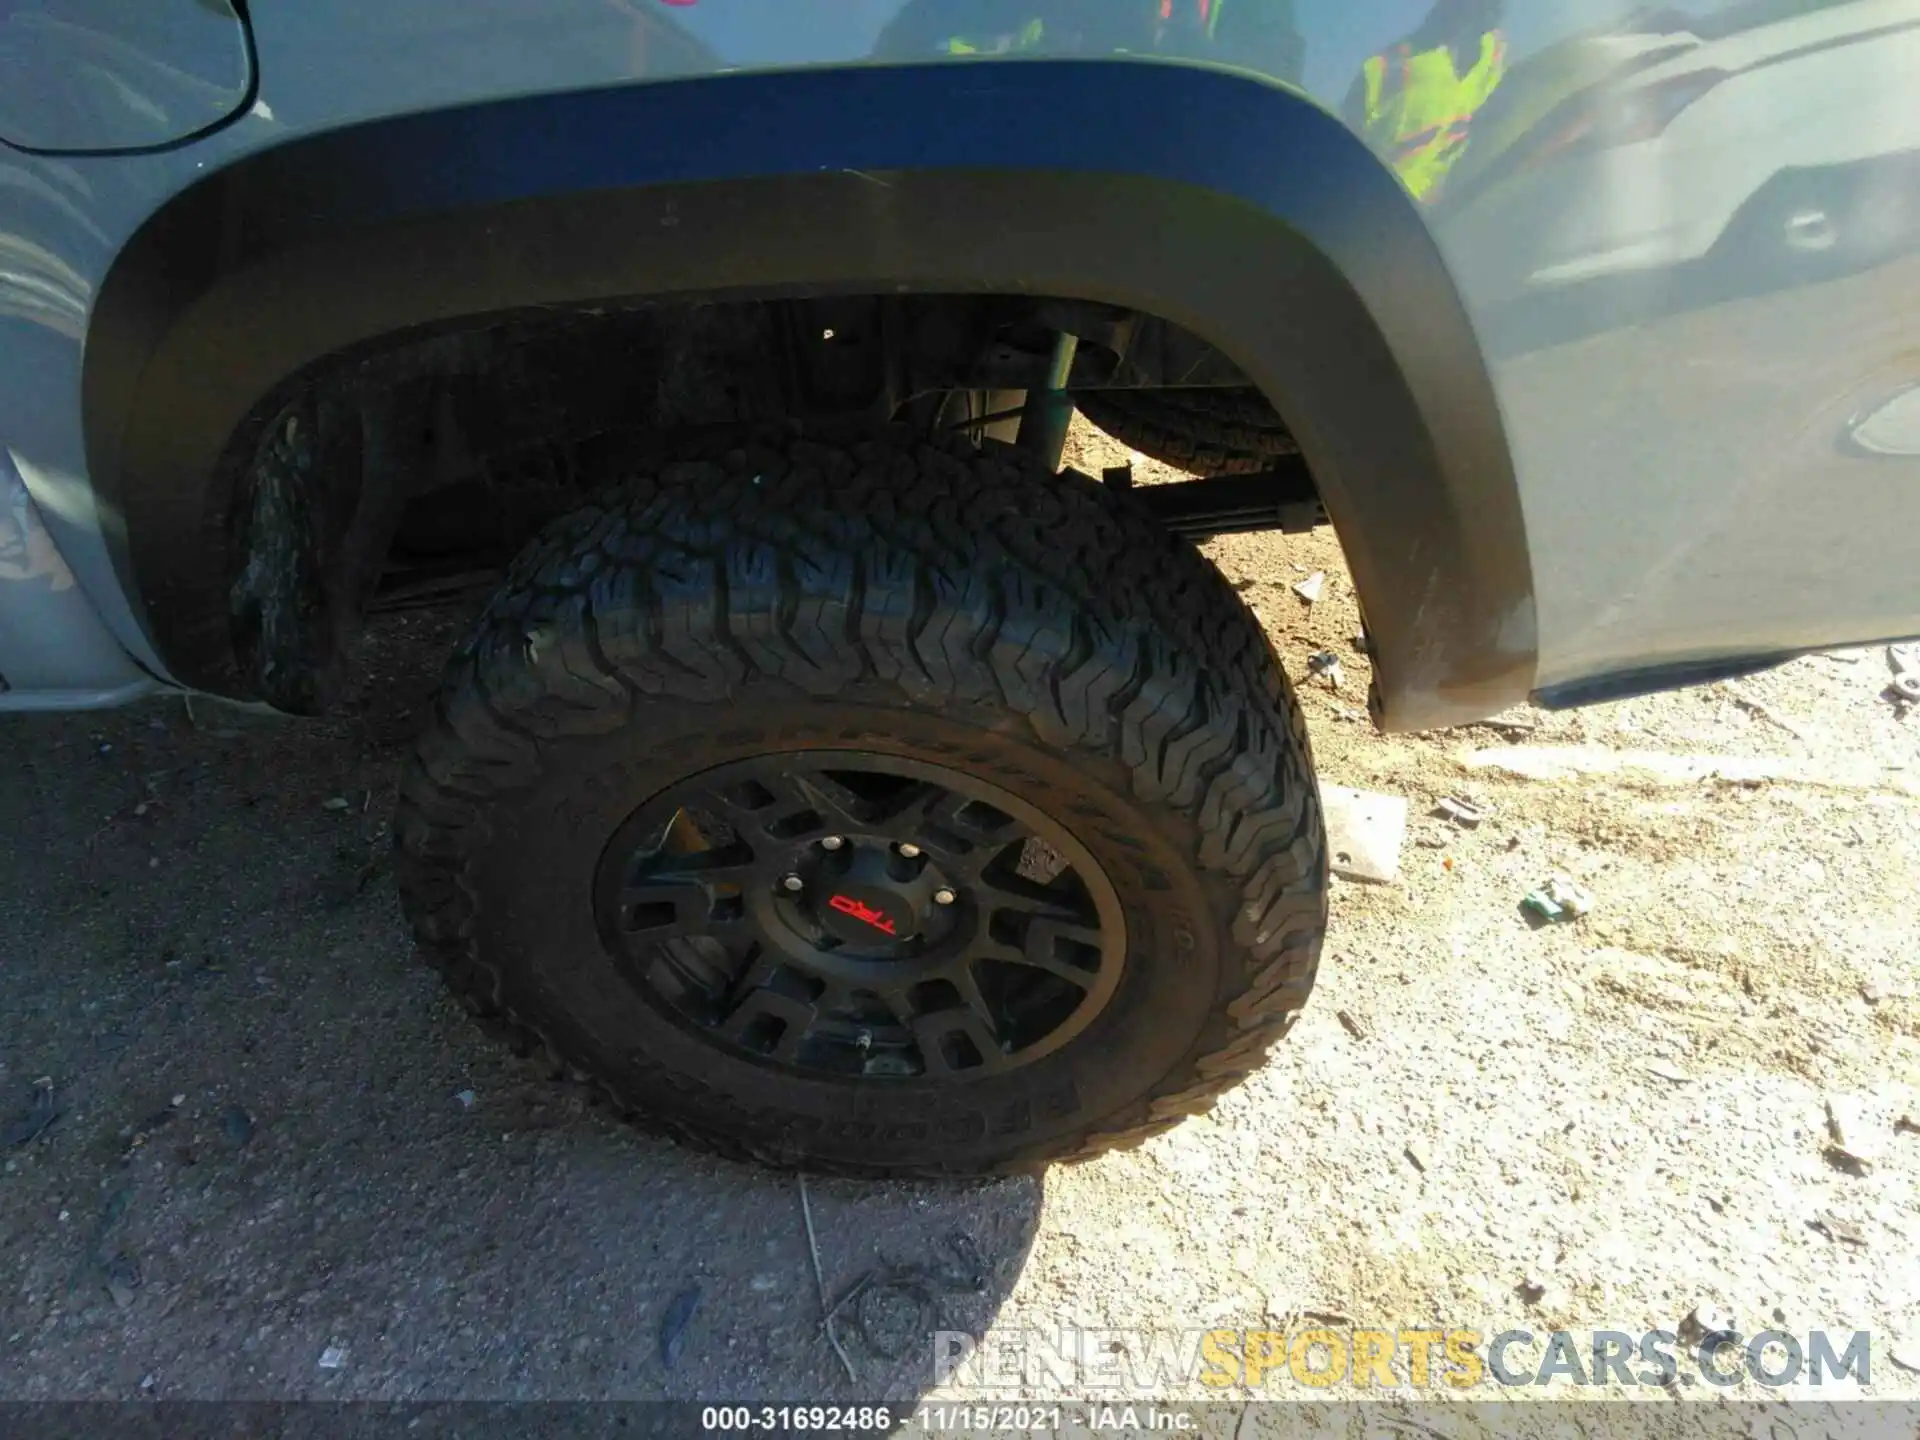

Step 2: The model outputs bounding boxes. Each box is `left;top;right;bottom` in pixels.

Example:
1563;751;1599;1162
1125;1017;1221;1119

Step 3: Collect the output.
1075;387;1298;476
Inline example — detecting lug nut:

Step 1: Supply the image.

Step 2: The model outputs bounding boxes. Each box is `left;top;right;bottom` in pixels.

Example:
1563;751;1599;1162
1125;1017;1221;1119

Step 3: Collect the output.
933;887;957;906
898;843;922;858
821;836;845;851
782;874;805;892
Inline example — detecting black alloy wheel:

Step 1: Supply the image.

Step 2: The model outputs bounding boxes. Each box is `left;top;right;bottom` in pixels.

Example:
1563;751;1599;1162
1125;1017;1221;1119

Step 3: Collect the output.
596;754;1125;1082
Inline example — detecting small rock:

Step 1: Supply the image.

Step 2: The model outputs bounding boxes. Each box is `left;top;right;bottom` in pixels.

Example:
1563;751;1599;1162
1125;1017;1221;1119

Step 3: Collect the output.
1809;1211;1867;1248
659;1286;701;1370
1435;796;1489;828
219;1106;254;1148
453;1090;477;1109
1825;1094;1882;1171
1305;651;1344;690
321;796;352;812
1515;1277;1546;1305
1479;709;1539;737
1860;978;1887;1005
1351;633;1371;654
318;1344;348;1370
1335;1009;1370;1042
1680;1305;1735;1343
1292;571;1325;605
1403;1143;1428;1174
103;1254;141;1309
1644;1061;1693;1084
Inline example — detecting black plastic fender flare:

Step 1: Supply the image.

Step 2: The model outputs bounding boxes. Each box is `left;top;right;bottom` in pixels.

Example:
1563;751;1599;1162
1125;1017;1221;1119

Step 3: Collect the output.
84;58;1534;730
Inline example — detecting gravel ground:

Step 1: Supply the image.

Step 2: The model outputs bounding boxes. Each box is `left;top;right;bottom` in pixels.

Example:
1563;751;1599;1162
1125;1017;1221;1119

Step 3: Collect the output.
2;418;1917;1413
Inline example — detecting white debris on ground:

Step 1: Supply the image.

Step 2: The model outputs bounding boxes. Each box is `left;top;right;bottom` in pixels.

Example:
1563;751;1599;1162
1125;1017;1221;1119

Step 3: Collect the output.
1320;785;1408;884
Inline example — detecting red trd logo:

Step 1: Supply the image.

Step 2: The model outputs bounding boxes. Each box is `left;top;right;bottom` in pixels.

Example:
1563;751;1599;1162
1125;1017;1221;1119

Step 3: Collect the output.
828;894;897;936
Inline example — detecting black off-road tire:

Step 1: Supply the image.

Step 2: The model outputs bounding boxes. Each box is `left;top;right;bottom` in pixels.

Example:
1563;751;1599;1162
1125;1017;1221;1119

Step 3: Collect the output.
393;427;1325;1176
1074;387;1299;476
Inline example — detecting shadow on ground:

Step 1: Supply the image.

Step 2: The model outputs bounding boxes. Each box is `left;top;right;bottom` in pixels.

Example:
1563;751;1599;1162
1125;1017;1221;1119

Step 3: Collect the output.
0;609;1040;1400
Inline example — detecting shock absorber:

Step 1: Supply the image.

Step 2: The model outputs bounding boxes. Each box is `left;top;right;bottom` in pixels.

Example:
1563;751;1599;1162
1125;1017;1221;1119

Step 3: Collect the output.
1016;331;1080;471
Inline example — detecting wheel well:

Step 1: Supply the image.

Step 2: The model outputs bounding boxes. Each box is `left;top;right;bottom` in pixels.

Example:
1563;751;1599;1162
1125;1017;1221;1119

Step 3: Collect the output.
218;292;1294;712
87;60;1530;728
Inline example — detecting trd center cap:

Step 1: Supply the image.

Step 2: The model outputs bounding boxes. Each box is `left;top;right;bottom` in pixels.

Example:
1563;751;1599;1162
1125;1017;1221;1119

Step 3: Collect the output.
819;886;915;946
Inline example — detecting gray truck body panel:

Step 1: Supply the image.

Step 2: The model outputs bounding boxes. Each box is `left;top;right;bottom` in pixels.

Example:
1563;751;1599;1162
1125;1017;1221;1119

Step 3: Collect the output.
2;0;1916;726
0;446;154;707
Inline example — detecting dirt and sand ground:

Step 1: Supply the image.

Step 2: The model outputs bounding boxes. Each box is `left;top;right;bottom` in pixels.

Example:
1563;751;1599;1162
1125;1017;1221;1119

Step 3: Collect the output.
2;418;1916;1421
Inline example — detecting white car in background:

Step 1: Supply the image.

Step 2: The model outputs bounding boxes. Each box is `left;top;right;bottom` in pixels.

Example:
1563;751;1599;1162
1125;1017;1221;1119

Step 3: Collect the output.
1445;0;1920;305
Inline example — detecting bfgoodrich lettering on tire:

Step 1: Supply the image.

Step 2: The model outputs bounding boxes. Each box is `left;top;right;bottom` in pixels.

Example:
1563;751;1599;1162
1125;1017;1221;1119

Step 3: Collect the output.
393;427;1326;1176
